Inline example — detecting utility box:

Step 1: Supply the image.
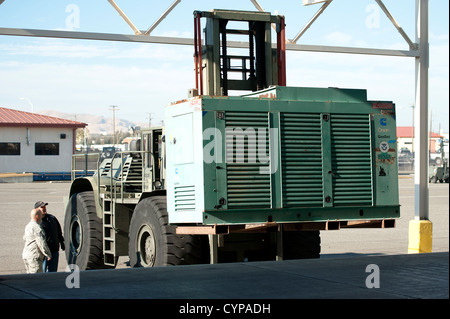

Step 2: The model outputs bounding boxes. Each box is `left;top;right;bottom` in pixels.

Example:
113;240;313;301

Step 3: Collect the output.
165;86;400;226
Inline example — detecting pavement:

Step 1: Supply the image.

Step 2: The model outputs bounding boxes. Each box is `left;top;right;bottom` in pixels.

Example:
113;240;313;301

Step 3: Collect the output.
1;177;448;276
0;177;448;307
0;252;448;300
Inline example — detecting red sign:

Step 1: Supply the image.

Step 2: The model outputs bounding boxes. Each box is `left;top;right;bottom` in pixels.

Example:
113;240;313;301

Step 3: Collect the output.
372;102;394;109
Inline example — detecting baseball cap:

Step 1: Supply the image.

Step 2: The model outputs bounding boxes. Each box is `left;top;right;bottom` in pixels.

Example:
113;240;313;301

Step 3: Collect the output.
34;201;48;209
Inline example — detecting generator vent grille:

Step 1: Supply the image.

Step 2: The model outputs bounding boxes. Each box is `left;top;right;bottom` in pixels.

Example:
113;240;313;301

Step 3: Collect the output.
281;113;323;207
225;112;271;209
174;185;196;211
221;111;374;210
330;114;373;206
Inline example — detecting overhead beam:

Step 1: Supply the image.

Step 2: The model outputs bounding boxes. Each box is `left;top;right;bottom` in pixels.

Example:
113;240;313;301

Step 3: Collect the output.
290;0;333;44
0;27;419;58
0;27;193;45
250;0;265;12
144;0;181;35
285;42;419;57
375;0;416;49
107;0;142;35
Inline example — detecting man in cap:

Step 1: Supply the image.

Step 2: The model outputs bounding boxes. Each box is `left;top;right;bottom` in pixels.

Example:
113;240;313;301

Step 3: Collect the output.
35;201;65;272
22;208;52;273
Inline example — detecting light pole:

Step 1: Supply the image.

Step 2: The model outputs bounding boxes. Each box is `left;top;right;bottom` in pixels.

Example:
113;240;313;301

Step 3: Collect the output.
110;105;119;147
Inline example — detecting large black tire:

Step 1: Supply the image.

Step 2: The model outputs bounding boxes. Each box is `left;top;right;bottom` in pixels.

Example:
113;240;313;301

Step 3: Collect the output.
283;231;321;259
64;191;112;270
128;196;206;267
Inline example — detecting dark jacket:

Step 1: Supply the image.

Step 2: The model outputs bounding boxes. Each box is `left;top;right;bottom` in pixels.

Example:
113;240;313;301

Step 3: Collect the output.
41;214;65;253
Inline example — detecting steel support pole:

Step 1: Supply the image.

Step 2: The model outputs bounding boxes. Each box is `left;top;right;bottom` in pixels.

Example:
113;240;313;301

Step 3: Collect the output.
108;0;142;35
375;0;416;49
290;0;333;44
276;225;284;261
145;0;181;35
208;234;218;264
414;0;429;221
250;0;264;12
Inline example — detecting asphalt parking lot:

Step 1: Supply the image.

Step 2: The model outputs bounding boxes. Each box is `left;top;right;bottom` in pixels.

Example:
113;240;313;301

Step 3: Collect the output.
0;252;448;299
0;176;448;275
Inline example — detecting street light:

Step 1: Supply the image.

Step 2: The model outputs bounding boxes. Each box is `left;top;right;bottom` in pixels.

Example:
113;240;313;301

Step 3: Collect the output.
110;105;119;147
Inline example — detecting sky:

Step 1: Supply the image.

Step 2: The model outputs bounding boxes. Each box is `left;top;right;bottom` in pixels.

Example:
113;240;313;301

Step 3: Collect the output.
0;0;448;132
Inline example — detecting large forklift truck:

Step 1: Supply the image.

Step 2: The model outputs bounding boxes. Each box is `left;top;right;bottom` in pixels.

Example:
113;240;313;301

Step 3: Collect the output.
65;10;400;270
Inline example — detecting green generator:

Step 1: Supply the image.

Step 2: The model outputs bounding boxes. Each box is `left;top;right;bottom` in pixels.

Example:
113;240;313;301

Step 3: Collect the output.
166;85;400;227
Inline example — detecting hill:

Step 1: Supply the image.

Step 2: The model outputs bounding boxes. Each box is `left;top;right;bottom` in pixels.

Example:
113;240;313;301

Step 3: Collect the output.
38;110;146;135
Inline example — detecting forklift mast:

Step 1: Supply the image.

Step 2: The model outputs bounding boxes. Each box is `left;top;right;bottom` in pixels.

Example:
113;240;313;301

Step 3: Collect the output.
193;10;286;96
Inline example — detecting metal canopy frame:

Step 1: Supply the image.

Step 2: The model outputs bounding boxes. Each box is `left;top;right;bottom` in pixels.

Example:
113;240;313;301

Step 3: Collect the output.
0;0;418;57
0;0;430;220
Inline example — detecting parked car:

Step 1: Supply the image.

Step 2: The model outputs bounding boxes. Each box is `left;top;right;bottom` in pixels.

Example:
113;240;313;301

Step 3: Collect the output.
398;148;414;164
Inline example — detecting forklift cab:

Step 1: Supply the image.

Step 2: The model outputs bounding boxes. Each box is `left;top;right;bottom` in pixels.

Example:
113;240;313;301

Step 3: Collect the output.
141;127;165;192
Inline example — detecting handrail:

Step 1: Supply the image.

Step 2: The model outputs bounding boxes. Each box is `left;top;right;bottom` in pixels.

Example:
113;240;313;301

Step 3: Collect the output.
71;152;100;181
108;150;152;202
107;150;151;232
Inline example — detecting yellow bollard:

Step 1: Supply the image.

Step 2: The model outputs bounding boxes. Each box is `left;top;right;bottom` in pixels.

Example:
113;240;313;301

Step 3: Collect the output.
408;220;433;253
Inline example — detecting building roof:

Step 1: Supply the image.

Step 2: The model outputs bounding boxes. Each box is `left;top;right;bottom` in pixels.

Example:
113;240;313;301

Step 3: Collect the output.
397;126;442;138
0;107;86;129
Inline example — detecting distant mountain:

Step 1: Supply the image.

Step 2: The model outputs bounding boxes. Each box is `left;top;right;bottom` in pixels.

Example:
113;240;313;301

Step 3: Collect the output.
38;110;146;135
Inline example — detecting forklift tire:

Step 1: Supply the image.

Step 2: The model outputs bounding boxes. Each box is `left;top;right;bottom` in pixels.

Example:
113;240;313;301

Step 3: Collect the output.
129;196;206;267
65;191;113;270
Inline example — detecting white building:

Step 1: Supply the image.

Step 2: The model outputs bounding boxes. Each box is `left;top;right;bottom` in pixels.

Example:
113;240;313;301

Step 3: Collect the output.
0;107;86;177
397;126;443;153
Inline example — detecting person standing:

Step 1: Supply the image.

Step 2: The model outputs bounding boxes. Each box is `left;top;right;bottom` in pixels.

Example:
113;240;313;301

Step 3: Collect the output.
36;201;65;272
22;208;52;274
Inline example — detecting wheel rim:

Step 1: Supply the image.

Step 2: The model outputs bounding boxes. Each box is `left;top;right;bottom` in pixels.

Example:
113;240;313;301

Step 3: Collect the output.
137;224;156;267
69;215;83;256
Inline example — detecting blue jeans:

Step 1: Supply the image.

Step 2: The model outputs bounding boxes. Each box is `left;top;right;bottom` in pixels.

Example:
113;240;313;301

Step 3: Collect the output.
43;251;59;272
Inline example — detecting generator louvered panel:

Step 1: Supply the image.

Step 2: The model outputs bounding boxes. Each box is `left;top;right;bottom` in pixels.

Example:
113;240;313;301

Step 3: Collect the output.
174;185;196;211
330;114;373;206
281;113;323;207
225;112;271;209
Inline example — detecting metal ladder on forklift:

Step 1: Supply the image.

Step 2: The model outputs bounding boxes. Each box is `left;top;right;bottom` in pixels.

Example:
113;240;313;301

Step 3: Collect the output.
102;192;132;267
101;152;144;267
102;198;116;266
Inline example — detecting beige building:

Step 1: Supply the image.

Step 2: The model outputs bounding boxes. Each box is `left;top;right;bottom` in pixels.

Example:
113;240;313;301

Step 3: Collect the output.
0;107;86;179
397;126;443;153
